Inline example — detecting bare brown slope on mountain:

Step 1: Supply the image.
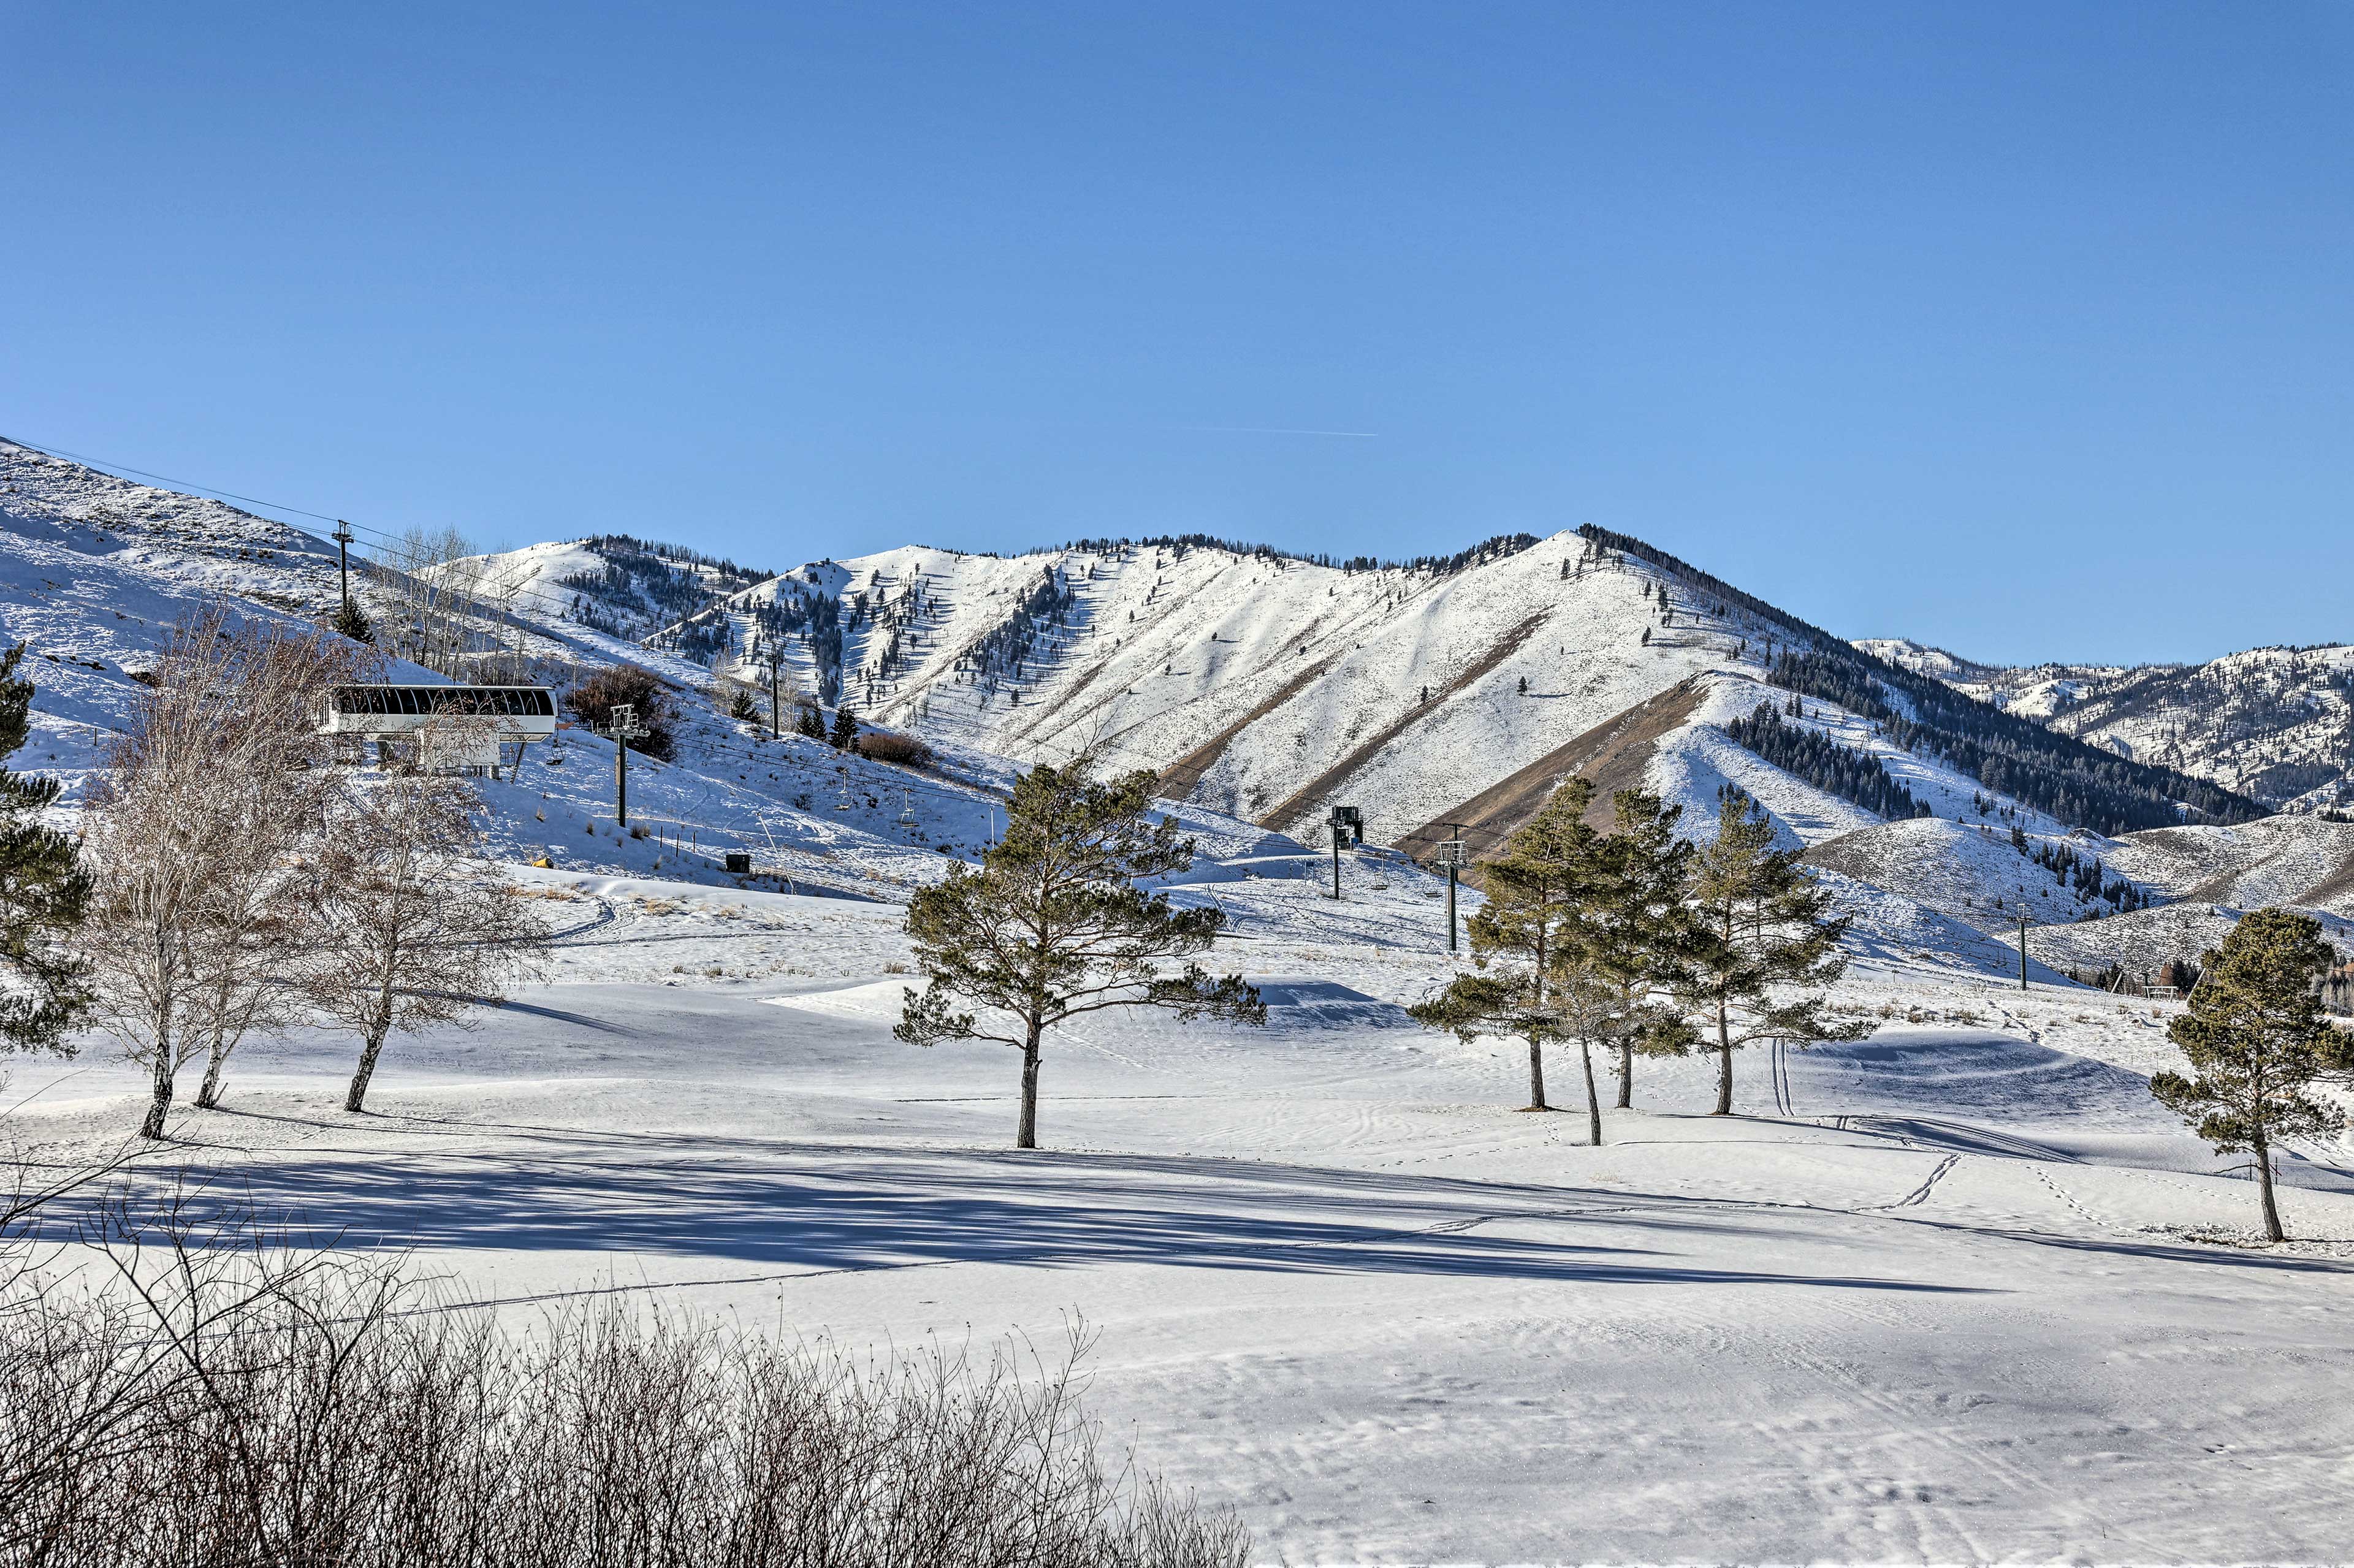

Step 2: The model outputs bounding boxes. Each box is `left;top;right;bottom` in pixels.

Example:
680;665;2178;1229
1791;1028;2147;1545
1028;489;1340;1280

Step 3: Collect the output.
1259;612;1550;834
1393;677;1707;872
1156;653;1343;801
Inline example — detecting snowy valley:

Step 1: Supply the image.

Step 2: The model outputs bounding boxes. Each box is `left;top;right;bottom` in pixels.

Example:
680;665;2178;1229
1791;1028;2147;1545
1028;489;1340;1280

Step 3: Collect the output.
7;433;2354;1562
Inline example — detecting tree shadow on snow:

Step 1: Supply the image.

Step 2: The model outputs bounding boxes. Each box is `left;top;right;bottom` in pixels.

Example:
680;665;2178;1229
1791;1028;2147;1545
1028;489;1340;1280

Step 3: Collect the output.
74;1140;1994;1296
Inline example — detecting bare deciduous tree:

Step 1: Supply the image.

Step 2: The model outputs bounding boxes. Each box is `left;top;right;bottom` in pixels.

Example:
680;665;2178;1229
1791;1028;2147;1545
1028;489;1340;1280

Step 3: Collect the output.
80;607;367;1136
305;759;550;1114
373;527;536;681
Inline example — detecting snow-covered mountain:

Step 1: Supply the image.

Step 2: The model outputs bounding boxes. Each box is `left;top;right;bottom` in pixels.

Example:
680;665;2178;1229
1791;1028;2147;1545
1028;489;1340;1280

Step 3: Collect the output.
8;431;2339;985
1856;636;2354;813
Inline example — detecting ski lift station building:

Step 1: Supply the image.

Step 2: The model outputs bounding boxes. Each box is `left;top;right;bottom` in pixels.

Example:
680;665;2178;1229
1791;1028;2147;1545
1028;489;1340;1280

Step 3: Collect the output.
321;684;558;777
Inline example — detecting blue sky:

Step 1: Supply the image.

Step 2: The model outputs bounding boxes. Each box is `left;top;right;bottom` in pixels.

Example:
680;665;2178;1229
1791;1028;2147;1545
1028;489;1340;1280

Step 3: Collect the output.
4;2;2349;664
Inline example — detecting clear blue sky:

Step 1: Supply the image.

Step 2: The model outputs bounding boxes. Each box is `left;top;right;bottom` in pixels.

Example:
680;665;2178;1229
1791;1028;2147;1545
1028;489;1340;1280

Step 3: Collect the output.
5;2;2349;665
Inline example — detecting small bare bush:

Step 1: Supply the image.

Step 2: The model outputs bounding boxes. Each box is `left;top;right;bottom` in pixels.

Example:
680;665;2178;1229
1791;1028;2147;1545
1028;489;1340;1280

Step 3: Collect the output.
0;1212;1247;1568
566;664;676;762
856;731;935;769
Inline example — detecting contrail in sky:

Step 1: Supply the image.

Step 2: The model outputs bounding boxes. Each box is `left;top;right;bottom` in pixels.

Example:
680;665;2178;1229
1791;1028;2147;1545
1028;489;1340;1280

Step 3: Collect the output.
1167;424;1381;438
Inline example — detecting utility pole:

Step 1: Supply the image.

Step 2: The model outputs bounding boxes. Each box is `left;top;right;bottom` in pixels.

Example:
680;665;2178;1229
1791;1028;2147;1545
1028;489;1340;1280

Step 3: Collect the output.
332;519;354;616
1441;827;1467;953
604;702;648;826
2014;900;2030;992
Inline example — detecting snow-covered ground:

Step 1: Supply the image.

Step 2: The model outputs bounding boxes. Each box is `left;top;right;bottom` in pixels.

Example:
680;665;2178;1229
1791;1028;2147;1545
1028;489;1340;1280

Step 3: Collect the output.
10;881;2354;1564
16;435;2354;1559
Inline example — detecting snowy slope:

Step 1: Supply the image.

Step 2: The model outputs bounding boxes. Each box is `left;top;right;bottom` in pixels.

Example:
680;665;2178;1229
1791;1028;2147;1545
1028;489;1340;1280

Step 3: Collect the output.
1857;631;2354;811
718;535;1843;849
2106;815;2354;915
16;432;2336;989
2026;899;2354;978
2044;645;2354;810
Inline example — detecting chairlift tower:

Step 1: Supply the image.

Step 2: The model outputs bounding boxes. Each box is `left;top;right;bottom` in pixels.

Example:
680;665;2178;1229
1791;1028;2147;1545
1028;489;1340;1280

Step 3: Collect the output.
603;702;649;826
1324;805;1363;900
332;519;355;618
1438;830;1468;953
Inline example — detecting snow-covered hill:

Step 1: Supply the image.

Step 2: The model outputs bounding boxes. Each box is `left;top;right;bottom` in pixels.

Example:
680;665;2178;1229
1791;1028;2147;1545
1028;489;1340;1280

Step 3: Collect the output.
11;430;2337;985
1856;634;2354;812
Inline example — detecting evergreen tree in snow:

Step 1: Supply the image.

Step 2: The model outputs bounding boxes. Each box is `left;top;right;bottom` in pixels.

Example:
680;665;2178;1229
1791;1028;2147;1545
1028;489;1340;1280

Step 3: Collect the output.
2150;909;2352;1242
0;643;91;1055
1409;778;1596;1117
1593;788;1699;1109
896;757;1262;1149
1672;788;1866;1115
330;597;372;644
829;706;860;750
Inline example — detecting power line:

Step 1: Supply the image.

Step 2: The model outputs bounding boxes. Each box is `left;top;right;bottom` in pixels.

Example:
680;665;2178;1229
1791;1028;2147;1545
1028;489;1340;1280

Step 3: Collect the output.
1;433;348;523
0;434;758;637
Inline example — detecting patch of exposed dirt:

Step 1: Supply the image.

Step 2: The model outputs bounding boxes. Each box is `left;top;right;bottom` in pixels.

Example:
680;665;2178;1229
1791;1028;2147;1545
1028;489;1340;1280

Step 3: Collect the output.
1391;676;1707;878
1258;612;1552;834
1156;652;1342;801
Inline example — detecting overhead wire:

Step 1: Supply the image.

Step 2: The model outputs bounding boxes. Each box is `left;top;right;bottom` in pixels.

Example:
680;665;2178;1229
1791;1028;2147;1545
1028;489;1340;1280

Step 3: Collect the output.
0;433;777;635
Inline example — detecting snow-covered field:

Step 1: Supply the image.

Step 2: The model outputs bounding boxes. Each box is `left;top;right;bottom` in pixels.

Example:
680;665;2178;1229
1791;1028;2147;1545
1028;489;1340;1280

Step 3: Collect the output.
13;435;2354;1560
10;874;2354;1565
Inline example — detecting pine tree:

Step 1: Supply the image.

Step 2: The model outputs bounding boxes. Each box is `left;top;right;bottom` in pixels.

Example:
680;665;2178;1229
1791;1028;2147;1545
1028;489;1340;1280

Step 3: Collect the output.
2150;908;2351;1242
1674;788;1866;1115
728;684;758;723
0;643;91;1054
1640;628;1651;647
330;597;373;644
896;758;1263;1149
1517;676;1529;695
1594;788;1698;1109
1409;778;1597;1116
829;706;859;750
796;701;826;740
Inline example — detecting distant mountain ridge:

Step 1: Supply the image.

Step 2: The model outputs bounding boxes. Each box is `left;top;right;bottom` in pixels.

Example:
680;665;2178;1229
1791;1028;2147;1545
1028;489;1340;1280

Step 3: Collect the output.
4;429;2337;981
1856;636;2354;813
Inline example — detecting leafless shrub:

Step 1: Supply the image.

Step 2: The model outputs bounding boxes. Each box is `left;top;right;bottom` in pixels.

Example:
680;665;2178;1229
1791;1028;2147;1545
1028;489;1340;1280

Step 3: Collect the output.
565;664;676;761
856;731;935;770
0;1210;1249;1568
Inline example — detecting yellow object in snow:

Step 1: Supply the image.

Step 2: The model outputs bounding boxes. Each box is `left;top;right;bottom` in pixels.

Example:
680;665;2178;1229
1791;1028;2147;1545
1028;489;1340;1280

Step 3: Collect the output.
531;856;554;869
